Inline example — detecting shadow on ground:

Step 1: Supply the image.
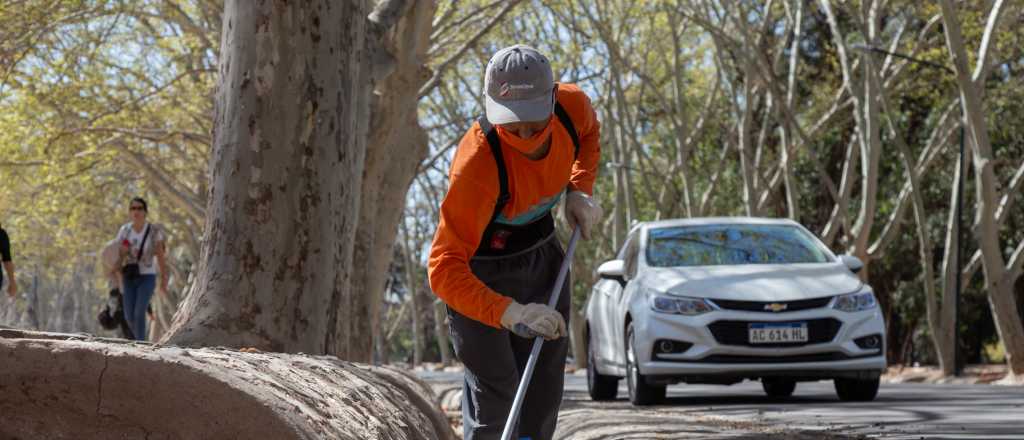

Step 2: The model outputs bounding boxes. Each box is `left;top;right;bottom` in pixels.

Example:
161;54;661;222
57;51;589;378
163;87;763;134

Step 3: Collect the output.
555;388;865;440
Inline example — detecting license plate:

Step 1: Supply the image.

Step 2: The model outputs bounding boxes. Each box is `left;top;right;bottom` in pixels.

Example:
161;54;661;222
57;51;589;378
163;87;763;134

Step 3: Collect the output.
749;323;808;344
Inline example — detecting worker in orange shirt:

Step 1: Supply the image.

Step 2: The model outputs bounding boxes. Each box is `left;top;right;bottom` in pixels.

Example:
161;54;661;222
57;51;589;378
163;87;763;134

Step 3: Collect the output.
428;45;603;440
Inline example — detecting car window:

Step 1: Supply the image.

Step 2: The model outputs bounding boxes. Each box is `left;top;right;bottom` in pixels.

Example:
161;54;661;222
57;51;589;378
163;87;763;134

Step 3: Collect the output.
645;224;831;267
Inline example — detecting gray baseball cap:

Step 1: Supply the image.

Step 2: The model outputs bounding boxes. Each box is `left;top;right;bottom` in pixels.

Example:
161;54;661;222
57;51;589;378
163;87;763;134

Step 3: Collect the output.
484;45;555;124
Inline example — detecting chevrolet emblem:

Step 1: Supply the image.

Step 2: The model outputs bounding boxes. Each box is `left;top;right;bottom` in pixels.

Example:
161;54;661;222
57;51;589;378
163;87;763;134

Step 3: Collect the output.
764;303;788;312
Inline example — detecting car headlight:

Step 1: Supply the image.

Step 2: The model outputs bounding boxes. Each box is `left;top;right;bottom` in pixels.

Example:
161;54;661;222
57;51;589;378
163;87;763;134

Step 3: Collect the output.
649;294;713;315
833;291;878;312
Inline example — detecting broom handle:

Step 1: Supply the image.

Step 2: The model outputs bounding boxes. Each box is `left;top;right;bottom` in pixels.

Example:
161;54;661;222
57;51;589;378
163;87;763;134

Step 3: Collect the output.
500;227;581;440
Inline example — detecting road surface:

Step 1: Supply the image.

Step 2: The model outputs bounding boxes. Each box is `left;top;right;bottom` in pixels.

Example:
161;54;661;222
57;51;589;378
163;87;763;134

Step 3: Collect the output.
418;371;1024;439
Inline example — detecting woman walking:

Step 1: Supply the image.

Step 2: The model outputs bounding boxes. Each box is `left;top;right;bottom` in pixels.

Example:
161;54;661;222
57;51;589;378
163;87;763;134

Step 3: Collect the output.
114;197;168;341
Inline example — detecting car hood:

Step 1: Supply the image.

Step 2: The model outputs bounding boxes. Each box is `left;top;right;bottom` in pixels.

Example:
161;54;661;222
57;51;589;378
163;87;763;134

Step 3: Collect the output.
641;263;863;302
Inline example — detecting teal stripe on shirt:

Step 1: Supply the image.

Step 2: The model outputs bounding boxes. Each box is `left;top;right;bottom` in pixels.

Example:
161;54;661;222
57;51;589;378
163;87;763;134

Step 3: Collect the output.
495;193;563;226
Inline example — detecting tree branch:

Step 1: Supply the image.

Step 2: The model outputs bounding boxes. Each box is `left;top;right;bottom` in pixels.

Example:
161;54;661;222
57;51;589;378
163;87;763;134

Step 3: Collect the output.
0;160;45;168
368;0;412;30
112;141;205;224
867;102;960;257
973;0;1007;83
1006;238;1024;283
994;158;1024;223
418;0;523;97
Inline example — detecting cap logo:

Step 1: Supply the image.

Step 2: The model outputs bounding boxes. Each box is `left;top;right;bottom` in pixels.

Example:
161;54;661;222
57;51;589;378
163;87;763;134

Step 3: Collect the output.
499;82;535;98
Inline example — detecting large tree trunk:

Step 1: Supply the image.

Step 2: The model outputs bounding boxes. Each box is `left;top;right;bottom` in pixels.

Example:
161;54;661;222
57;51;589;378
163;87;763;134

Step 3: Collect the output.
1;329;454;440
866;53;954;375
163;0;373;355
347;0;436;362
939;0;1024;376
936;153;966;375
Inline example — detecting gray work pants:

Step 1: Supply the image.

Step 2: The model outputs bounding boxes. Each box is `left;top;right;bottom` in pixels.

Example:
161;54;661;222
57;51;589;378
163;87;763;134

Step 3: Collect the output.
448;232;570;440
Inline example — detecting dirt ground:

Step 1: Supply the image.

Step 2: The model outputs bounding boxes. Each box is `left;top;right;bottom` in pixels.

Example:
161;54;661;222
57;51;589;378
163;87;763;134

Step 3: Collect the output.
879;364;1020;385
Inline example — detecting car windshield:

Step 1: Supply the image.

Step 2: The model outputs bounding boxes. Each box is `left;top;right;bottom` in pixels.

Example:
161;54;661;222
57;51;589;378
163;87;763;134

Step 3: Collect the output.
646;224;831;267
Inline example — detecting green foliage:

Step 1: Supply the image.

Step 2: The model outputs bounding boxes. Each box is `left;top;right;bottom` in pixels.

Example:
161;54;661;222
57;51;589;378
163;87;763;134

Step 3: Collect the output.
413;0;1024;367
1;0;219;329
984;340;1006;364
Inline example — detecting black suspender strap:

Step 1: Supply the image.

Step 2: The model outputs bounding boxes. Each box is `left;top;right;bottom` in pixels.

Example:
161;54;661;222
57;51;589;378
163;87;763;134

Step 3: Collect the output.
477;116;510;224
137;224;151;261
553;101;581;160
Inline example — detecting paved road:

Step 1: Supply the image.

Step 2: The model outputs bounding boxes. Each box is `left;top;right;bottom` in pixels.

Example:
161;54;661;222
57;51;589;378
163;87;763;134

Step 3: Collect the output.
419;371;1024;439
559;374;1024;439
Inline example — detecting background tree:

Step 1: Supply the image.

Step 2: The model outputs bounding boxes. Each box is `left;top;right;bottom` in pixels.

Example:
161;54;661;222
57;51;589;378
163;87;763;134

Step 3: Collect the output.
3;0;1022;379
161;0;377;354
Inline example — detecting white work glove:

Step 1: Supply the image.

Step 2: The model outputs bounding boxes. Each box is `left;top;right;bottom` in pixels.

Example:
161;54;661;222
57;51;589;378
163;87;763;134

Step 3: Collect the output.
565;190;603;240
500;301;567;340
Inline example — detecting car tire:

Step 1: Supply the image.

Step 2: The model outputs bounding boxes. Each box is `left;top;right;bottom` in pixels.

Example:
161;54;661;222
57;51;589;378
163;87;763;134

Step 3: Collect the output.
625;323;665;406
834;377;879;402
762;379;796;398
586;334;619;401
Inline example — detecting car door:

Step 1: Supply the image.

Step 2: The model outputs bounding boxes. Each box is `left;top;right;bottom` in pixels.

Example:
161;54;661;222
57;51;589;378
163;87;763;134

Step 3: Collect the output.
588;233;632;370
608;229;641;369
584;273;606;358
586;276;613;365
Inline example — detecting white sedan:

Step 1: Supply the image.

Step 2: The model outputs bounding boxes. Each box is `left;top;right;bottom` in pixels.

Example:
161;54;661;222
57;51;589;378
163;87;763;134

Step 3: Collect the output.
584;217;886;405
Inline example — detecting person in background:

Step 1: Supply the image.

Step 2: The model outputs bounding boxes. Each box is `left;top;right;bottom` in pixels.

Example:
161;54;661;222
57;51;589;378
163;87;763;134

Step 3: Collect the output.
0;222;16;298
114;197;168;341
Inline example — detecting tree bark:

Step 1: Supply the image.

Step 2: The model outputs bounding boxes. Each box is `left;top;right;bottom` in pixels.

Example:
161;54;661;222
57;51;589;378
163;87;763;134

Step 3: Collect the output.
936;150;967;374
820;0;881;275
939;0;1024;376
736;61;758;217
609;99;627;250
411;287;422;366
779;0;803;220
864;50;953;374
400;218;425;366
821;135;859;247
345;0;435;362
163;0;373;355
1;329;454;440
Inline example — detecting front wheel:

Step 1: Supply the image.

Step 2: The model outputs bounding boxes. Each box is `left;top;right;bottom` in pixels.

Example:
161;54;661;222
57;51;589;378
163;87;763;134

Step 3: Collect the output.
586;332;619;401
834;377;879;402
625;323;665;406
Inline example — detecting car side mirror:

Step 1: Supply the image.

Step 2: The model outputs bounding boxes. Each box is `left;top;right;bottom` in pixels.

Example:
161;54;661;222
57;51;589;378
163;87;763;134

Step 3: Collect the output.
597;260;626;285
839;254;864;274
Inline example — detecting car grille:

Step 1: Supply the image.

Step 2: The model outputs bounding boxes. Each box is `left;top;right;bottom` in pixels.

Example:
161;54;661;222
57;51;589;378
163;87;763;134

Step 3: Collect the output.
693;352;859;363
707;318;842;347
709;296;833;313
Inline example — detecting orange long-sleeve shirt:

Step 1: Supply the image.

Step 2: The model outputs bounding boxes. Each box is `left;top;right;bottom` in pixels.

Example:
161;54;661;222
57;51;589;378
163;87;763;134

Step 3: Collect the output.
428;83;601;328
